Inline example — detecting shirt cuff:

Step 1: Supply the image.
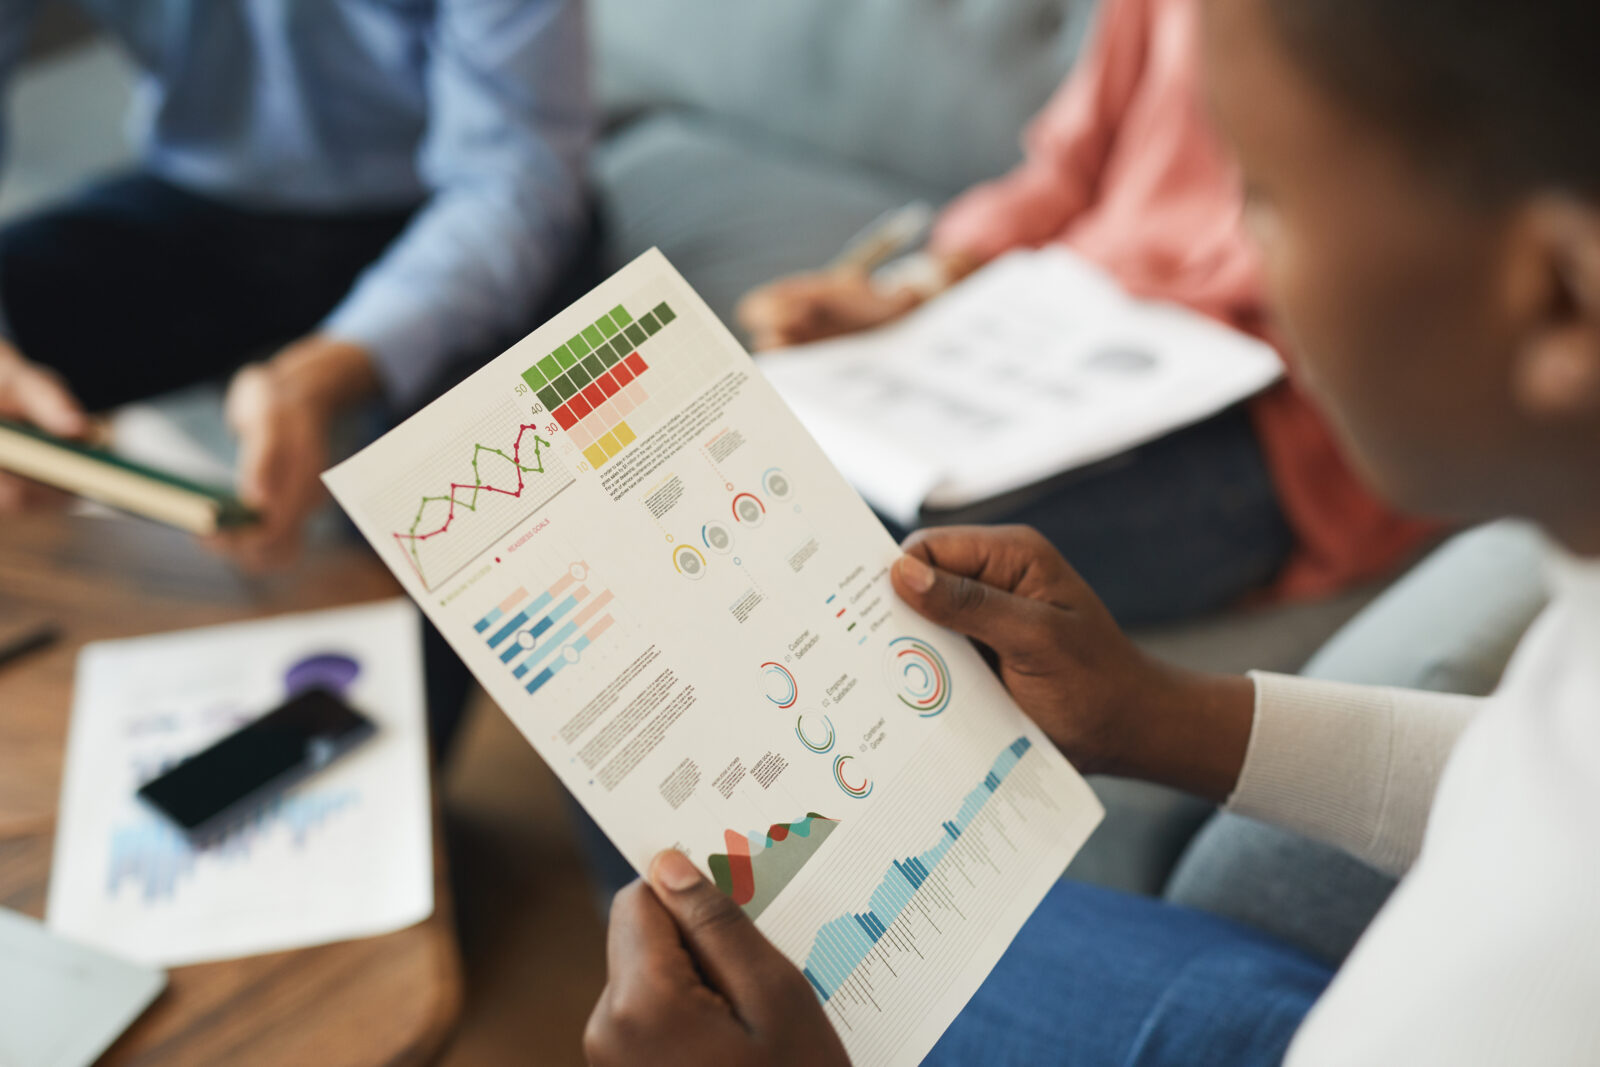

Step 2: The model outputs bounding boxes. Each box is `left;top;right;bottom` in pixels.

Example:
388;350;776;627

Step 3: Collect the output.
321;290;451;411
1225;672;1478;876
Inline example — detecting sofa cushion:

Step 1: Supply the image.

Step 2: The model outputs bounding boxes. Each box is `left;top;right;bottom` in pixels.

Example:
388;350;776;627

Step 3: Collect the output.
592;0;1101;197
595;110;940;329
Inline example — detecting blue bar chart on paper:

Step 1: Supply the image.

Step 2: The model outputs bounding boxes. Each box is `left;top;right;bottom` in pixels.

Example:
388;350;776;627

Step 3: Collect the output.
793;736;1060;1032
474;561;616;696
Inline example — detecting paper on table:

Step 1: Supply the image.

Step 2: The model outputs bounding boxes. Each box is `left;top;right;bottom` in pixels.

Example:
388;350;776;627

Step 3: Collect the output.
758;247;1285;525
323;249;1103;1067
0;907;165;1067
47;599;433;967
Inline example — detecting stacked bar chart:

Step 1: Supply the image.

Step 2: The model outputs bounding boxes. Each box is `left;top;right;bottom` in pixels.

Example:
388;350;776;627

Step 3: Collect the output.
800;737;1035;1004
474;563;616;696
522;302;678;471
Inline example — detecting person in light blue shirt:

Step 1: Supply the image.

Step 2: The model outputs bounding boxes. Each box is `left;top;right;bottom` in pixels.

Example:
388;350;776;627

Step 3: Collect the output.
0;0;592;567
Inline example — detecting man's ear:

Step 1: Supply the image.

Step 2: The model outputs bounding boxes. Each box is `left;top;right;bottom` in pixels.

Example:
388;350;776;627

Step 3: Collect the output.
1511;195;1600;420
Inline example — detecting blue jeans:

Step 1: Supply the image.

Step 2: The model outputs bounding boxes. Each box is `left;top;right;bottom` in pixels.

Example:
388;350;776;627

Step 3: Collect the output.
927;881;1332;1067
882;404;1294;628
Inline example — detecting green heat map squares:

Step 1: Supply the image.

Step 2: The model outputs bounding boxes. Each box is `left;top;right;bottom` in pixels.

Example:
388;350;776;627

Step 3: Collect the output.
581;324;605;348
640;311;661;335
567;333;590;358
653;302;676;325
553;374;578;400
555;345;577;370
582;353;607;378
569;362;593;388
596;313;619;339
610;337;631;362
536;384;562;410
537;353;562;379
609;304;633;326
624;323;647;347
598;343;621;368
522;365;547;389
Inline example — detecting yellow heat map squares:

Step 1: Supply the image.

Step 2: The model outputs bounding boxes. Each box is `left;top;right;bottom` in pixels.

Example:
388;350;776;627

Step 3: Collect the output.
598;431;623;458
613;421;636;445
583;443;608;468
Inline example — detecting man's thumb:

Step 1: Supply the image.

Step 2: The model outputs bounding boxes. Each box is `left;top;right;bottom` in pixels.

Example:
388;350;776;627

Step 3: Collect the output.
647;850;800;1020
891;553;1036;650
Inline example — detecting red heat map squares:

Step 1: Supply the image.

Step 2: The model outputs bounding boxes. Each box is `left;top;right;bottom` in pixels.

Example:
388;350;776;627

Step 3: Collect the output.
553;405;578;430
624;353;648;376
568;393;592;418
597;371;620;398
611;361;634;386
582;382;606;408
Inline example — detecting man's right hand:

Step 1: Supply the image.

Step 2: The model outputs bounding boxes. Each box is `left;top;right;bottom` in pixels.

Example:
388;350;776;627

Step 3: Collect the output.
889;525;1258;802
0;338;90;511
736;270;923;351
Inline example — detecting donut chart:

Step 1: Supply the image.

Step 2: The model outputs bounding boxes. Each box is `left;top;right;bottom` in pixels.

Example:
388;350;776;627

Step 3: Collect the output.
833;754;873;799
731;492;766;526
883;636;953;717
759;661;799;709
795;713;836;754
672;543;708;579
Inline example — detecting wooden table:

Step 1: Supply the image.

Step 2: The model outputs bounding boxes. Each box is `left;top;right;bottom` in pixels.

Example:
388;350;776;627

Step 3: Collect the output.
0;512;463;1066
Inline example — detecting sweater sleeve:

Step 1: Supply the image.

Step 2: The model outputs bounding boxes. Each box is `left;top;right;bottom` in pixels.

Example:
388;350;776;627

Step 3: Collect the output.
1225;672;1483;876
928;0;1153;263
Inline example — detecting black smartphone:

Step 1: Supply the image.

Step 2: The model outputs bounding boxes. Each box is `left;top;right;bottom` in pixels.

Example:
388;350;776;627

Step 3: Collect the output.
136;687;377;840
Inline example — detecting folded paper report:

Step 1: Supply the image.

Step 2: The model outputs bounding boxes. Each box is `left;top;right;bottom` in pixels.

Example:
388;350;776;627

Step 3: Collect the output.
323;250;1103;1066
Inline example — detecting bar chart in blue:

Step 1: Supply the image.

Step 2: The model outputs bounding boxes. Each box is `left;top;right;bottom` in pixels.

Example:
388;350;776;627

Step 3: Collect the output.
474;562;616;696
762;727;1098;1066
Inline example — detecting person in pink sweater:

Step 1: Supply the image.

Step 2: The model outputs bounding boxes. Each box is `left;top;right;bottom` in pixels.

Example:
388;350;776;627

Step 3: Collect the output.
741;0;1436;626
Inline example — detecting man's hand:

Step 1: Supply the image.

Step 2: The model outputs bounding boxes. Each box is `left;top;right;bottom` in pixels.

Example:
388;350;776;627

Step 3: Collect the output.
212;337;379;571
737;270;923;351
890;525;1256;801
585;850;851;1067
0;337;90;512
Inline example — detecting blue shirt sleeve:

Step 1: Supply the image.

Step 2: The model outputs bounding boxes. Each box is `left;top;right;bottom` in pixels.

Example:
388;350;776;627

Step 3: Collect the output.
320;0;593;408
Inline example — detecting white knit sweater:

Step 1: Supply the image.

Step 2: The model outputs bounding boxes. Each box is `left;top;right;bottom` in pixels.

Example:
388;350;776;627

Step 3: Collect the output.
1228;544;1600;1065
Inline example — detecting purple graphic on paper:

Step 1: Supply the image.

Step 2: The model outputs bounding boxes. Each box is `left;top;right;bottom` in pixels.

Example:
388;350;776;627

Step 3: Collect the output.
284;653;361;697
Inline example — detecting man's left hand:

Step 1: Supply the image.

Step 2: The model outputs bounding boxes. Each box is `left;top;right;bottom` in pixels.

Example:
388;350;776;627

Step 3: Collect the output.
585;850;851;1067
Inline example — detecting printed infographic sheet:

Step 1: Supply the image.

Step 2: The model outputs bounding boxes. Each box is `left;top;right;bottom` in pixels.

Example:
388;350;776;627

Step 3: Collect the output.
49;600;432;966
324;250;1103;1066
759;248;1284;524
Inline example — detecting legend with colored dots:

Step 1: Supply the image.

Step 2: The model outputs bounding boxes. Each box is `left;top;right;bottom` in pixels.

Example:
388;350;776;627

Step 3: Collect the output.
521;301;677;470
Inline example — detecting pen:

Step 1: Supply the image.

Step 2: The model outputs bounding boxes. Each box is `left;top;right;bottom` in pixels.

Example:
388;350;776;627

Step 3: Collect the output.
827;201;934;275
0;623;61;671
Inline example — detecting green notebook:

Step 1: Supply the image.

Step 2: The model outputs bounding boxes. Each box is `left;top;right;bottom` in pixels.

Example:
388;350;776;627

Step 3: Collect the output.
0;418;257;534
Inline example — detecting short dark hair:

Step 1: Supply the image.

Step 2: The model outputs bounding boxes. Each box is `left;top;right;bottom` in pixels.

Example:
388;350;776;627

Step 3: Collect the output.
1264;0;1600;199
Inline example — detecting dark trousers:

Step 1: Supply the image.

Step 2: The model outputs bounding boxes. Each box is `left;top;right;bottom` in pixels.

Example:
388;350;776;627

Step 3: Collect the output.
885;404;1295;628
0;172;418;409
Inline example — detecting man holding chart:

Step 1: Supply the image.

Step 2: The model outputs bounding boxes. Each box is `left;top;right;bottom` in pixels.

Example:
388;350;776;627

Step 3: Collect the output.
0;0;591;568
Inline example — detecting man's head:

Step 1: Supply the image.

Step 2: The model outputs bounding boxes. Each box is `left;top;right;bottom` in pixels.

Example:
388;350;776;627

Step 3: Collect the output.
1202;0;1600;549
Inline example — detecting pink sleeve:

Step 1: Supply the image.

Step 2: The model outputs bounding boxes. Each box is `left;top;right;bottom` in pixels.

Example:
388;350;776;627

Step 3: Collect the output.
930;0;1154;263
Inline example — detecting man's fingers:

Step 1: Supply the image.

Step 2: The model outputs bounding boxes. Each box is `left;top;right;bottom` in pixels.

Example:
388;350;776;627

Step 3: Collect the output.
891;549;1056;654
900;525;1083;605
605;879;704;998
0;362;89;437
646;850;810;1026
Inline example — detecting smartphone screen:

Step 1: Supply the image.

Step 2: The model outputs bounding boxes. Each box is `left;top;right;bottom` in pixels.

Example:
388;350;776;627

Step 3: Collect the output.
136;687;376;837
